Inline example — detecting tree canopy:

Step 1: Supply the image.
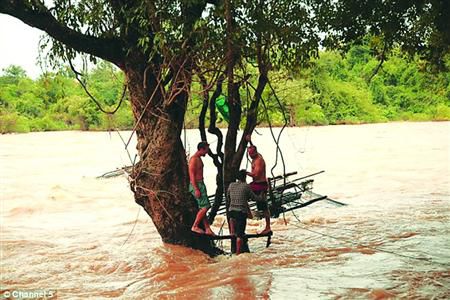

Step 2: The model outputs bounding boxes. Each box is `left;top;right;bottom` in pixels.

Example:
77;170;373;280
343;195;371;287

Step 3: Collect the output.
1;1;448;71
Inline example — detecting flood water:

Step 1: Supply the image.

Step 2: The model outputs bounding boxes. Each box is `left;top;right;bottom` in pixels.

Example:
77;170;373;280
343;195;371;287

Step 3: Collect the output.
1;122;449;299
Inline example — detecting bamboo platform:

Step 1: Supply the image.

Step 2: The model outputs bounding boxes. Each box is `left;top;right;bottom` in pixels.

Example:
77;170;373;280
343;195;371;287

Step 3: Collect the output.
197;231;273;248
211;170;346;219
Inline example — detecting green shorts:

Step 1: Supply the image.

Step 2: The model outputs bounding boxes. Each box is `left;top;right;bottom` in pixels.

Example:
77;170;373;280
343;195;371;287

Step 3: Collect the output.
189;181;211;209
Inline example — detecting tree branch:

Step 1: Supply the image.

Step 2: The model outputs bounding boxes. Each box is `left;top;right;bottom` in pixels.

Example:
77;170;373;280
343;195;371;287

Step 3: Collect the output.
0;0;125;65
208;74;225;164
233;23;268;169
68;58;128;115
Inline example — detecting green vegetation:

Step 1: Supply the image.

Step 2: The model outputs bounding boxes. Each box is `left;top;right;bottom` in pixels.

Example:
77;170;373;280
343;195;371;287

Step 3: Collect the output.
265;45;450;126
0;62;133;133
1;45;449;133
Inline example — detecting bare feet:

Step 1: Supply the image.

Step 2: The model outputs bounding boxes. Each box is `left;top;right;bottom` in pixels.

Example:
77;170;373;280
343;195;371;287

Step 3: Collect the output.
191;227;205;234
259;228;272;235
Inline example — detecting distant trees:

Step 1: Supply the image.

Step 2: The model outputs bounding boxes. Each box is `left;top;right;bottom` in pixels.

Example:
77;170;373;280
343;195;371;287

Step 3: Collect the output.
1;45;449;134
0;63;132;133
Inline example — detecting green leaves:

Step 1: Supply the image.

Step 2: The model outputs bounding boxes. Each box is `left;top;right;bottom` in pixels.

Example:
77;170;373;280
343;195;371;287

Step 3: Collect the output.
0;61;131;132
312;0;449;69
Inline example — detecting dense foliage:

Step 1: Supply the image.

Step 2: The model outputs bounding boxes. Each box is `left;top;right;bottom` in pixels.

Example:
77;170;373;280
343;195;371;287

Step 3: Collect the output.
1;45;448;133
0;62;133;133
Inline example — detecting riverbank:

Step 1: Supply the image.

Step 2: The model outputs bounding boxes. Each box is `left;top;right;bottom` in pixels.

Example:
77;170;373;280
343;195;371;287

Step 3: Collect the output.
2;118;450;134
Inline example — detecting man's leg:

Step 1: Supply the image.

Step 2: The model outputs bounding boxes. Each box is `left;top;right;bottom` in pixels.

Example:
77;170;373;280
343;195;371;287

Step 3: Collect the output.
192;207;208;234
236;237;242;255
194;186;215;235
235;212;247;255
259;192;272;234
229;214;237;253
260;209;272;234
202;211;215;236
229;218;235;235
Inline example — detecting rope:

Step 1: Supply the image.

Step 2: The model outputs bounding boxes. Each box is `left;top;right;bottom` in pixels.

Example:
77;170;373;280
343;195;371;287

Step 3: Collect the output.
121;207;141;247
267;80;289;181
217;220;226;251
286;126;309;170
245;80;288;181
256;79;445;267
288;210;449;268
67;57;127;115
113;129;139;247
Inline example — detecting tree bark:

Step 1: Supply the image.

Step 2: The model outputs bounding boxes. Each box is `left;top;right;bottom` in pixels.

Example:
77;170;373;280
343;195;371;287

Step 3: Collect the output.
125;55;218;254
197;72;226;224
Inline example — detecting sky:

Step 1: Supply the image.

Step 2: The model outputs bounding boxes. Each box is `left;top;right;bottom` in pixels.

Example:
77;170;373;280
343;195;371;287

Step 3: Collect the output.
0;14;43;79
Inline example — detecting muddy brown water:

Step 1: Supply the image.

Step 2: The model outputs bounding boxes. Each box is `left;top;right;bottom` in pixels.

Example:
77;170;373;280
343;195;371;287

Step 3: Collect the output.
1;122;449;299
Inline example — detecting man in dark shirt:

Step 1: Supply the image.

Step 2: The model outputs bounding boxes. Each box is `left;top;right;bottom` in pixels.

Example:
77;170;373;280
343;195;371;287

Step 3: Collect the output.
227;169;260;254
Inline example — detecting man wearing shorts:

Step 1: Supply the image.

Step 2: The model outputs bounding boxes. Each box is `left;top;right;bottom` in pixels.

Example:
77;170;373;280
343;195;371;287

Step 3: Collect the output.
227;170;259;254
246;135;272;234
189;141;215;235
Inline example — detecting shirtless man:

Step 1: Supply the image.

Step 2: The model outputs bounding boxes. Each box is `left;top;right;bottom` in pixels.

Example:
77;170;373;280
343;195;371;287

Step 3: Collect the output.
189;141;215;235
246;135;272;234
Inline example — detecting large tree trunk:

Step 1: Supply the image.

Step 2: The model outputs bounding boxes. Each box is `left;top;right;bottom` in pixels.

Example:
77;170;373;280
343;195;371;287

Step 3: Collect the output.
125;57;218;255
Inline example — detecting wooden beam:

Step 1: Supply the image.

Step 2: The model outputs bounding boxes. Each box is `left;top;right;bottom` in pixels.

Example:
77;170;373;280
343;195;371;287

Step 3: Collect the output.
204;231;273;248
207;230;272;240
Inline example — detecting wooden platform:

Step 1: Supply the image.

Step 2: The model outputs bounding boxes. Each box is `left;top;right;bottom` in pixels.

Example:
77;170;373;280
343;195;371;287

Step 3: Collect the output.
202;231;273;248
207;230;273;240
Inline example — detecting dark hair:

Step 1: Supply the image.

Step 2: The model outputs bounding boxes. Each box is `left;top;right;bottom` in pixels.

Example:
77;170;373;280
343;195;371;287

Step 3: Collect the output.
236;169;247;181
197;141;209;150
248;145;257;152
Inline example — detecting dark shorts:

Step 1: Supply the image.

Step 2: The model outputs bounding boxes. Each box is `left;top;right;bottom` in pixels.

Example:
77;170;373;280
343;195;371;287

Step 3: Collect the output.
250;181;268;211
229;210;247;238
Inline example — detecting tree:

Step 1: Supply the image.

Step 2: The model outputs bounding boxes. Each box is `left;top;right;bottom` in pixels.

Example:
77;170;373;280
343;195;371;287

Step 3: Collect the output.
0;65;27;85
1;0;448;255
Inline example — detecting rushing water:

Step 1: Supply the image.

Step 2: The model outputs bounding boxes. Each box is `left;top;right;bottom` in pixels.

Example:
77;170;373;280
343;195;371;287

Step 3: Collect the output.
1;122;449;299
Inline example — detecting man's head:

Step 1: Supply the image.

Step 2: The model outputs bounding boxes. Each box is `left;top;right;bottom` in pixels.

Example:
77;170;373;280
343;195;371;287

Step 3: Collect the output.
247;145;258;159
197;141;209;156
236;169;247;182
